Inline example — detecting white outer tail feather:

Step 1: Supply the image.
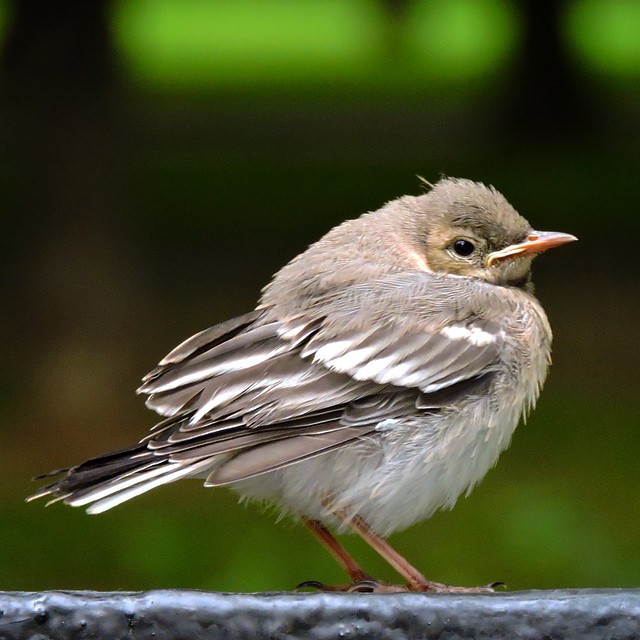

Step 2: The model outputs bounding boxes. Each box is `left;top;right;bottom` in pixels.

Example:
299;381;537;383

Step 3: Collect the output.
70;459;214;515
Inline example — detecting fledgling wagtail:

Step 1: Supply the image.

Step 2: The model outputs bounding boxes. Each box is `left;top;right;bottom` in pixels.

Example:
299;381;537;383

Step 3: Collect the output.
29;178;576;592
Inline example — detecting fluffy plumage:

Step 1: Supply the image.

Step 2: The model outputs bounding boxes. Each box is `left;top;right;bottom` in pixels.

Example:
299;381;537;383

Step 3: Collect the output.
30;178;573;545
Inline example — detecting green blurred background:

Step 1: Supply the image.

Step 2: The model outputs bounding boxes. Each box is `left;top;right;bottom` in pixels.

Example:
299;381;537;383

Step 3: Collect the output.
1;0;639;592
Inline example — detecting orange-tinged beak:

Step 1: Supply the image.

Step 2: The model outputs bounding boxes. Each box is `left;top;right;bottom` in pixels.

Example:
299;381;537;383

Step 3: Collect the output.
486;231;577;267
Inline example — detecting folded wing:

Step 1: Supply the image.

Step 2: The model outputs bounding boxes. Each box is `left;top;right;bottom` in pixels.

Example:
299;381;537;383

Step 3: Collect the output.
31;276;503;511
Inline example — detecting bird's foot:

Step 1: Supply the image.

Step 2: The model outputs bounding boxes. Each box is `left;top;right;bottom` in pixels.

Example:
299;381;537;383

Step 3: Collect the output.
296;579;504;594
408;579;505;594
296;580;350;592
296;578;409;593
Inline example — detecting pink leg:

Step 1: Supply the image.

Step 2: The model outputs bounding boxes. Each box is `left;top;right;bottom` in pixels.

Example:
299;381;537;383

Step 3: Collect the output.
301;516;370;583
339;513;433;591
339;513;495;593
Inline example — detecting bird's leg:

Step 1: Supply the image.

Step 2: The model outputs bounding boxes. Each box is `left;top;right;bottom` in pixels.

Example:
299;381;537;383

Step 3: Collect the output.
337;512;433;591
338;512;496;593
299;516;372;590
300;512;496;593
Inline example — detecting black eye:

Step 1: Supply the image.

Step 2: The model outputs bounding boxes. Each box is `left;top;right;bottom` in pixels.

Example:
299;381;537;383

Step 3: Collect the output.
452;239;475;257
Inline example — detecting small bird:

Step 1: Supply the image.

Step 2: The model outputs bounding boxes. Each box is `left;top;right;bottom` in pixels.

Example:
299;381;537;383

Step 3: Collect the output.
30;178;576;592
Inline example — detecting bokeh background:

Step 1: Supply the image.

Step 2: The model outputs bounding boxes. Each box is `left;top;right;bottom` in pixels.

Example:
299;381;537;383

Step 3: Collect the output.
1;0;639;592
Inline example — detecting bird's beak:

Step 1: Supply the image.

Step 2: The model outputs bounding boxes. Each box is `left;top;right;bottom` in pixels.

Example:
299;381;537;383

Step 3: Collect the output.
486;231;578;267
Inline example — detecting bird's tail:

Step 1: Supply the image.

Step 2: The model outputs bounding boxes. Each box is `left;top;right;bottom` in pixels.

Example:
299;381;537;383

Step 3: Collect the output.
27;444;213;514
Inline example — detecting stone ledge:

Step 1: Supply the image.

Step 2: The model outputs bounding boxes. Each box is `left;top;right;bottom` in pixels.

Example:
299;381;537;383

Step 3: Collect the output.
0;589;639;640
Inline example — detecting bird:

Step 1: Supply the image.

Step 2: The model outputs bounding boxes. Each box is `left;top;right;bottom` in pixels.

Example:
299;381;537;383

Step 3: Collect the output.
29;177;577;592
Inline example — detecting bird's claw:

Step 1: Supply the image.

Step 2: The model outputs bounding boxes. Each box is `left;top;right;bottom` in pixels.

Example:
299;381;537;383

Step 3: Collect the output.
296;577;504;594
413;579;503;593
295;578;397;593
295;580;352;592
295;578;420;593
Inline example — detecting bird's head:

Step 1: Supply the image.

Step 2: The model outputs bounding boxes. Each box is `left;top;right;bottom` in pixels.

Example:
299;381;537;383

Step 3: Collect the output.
413;178;577;288
260;177;576;310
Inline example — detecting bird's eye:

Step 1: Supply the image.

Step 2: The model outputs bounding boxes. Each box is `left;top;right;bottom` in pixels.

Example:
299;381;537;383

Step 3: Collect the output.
452;239;475;257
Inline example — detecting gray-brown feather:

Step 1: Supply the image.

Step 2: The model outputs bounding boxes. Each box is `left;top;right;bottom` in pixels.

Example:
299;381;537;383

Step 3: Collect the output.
30;178;545;517
32;276;501;511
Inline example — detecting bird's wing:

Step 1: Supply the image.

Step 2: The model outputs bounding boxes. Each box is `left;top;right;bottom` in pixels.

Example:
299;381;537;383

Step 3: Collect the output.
137;310;383;484
297;315;501;394
295;272;505;394
135;275;503;484
31;277;504;510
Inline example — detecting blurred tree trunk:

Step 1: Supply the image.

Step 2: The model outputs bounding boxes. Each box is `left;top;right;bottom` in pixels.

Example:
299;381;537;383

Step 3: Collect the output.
1;1;145;462
379;0;411;59
507;0;593;139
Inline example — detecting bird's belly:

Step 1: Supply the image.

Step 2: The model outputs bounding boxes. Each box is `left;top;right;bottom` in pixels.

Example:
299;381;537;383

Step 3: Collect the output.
234;384;530;537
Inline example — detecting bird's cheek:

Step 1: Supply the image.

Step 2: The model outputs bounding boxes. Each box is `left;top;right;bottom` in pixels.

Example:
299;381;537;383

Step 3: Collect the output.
486;257;533;285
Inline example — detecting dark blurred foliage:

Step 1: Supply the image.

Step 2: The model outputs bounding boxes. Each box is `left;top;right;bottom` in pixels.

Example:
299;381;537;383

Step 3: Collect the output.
0;0;639;592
